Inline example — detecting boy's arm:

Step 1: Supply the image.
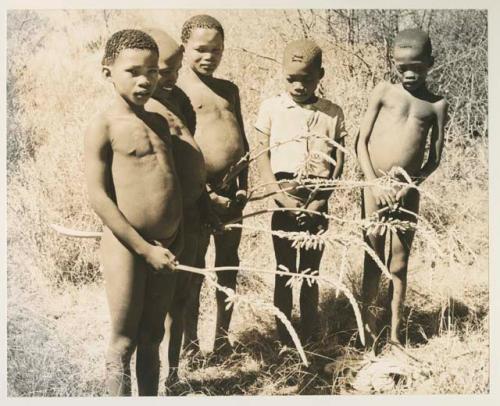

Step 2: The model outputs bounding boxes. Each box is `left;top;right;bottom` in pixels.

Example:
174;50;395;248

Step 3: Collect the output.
357;82;397;208
179;88;197;135
84;116;177;271
414;99;448;185
305;108;346;214
254;128;301;211
234;85;249;194
306;137;345;212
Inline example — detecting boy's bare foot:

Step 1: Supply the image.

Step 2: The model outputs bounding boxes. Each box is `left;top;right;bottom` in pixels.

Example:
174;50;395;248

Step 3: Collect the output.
164;373;191;396
184;343;205;370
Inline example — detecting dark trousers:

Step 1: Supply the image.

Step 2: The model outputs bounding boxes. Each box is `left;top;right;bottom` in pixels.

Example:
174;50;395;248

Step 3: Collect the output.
271;209;327;345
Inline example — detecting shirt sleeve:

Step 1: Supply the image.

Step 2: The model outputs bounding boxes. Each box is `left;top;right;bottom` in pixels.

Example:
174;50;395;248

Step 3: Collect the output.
335;106;348;140
254;99;272;136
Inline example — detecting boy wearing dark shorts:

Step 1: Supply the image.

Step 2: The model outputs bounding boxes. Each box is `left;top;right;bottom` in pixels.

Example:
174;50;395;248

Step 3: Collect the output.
255;39;346;345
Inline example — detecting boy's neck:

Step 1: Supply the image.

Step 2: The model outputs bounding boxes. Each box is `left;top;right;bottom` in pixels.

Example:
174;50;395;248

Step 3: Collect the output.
401;82;430;99
288;93;318;106
113;93;146;115
191;67;214;83
153;86;173;101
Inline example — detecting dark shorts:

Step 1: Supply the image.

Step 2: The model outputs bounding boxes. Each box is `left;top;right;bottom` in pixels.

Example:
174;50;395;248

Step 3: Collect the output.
273;172;329;233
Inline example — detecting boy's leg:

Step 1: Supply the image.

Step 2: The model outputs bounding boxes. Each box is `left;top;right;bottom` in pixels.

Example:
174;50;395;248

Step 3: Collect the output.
298;218;327;344
100;228;147;396
136;270;176;395
167;221;199;384
136;233;181;396
213;217;242;351
167;273;191;383
361;188;387;342
183;226;210;353
386;189;419;344
271;211;297;346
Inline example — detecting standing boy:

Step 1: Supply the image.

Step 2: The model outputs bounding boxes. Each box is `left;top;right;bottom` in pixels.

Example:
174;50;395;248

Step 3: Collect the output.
255;39;346;345
177;14;249;355
143;28;210;390
356;29;448;345
85;29;183;396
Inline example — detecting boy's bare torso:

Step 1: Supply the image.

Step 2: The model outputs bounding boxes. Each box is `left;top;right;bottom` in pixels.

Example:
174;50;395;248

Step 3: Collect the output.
148;88;206;208
178;69;245;186
102;105;182;240
368;82;443;177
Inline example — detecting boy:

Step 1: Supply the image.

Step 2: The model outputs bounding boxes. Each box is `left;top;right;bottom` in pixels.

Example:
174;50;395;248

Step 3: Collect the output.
255;39;346;346
177;14;249;354
356;29;448;345
85;29;183;396
143;28;209;391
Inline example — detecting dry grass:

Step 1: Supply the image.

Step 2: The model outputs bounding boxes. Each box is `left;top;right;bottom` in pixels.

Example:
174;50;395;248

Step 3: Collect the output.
7;9;488;396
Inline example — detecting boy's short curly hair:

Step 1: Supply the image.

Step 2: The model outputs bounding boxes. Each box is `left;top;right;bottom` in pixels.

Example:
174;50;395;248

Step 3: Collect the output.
283;39;322;69
181;14;224;44
102;29;159;65
394;28;432;57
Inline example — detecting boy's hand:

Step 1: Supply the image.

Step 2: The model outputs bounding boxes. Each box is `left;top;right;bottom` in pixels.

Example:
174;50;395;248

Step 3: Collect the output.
144;242;178;273
370;185;397;209
297;199;327;229
274;192;303;216
211;194;232;216
230;189;248;211
395;186;411;203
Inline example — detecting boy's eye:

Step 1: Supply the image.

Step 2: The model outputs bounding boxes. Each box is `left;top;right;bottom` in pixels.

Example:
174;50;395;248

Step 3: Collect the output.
127;69;139;75
195;47;221;54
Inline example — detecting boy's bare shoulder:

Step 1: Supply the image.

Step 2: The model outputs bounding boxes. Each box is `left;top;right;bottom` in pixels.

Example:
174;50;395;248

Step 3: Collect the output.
212;76;240;99
86;111;111;141
317;97;344;116
373;80;393;94
428;92;448;108
432;96;448;118
146;97;169;116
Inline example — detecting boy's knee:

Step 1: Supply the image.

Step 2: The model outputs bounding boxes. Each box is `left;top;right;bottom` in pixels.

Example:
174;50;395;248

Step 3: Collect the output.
390;252;409;276
137;327;164;347
109;335;137;359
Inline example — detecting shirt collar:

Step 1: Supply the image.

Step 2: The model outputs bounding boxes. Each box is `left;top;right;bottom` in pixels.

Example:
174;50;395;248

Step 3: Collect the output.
280;92;321;110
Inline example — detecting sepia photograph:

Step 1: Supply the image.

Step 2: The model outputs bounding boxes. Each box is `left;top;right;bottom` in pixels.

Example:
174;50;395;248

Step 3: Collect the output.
4;1;495;399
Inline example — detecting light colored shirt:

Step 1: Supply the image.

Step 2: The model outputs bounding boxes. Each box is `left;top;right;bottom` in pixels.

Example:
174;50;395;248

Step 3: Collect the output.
255;93;347;177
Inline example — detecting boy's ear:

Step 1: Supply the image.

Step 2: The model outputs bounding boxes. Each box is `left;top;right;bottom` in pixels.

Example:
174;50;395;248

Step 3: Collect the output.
319;67;325;79
102;65;112;82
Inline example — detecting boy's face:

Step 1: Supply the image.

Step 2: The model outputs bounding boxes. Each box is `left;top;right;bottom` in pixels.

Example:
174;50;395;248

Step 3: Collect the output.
284;62;323;104
105;48;159;106
183;28;224;76
394;46;433;92
157;50;183;92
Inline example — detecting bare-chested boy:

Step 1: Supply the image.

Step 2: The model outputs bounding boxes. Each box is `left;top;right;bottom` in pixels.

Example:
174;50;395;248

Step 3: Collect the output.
255;39;346;346
176;15;249;355
142;28;209;390
85;29;183;396
356;29;448;345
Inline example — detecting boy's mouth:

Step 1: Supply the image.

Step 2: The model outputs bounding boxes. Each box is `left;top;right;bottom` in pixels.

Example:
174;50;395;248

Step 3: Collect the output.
403;81;419;90
199;63;215;71
134;90;151;98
